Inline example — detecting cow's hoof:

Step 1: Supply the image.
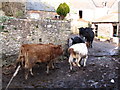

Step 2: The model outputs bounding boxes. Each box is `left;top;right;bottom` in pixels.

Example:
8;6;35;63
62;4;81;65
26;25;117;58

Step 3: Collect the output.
55;67;60;69
31;75;34;77
25;76;28;80
46;72;50;75
25;78;28;81
69;70;75;74
30;73;34;76
46;73;50;76
82;66;86;71
80;65;84;67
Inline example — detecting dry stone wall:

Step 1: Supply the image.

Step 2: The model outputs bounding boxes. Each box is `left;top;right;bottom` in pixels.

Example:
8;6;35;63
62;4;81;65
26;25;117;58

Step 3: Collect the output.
2;2;25;18
0;19;71;66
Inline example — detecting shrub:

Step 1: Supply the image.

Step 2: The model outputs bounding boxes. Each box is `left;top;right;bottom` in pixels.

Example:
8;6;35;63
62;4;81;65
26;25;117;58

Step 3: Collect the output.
88;22;92;28
15;10;24;18
56;3;70;20
0;16;14;23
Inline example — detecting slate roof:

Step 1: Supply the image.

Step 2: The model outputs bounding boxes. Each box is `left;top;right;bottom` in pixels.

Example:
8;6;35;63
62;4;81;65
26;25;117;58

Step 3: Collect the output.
26;0;55;12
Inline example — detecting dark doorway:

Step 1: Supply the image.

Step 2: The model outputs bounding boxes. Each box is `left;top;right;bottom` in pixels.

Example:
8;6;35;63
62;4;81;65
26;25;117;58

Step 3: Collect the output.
79;10;82;18
95;24;98;37
113;25;117;37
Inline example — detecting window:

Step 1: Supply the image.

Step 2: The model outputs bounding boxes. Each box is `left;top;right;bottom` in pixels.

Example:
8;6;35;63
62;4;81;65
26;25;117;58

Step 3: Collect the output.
79;10;82;18
95;25;98;37
113;25;117;37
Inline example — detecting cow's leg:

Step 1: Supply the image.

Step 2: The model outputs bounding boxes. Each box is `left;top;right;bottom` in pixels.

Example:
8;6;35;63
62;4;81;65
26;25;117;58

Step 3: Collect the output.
51;62;55;69
69;62;73;70
46;61;52;74
90;41;92;48
15;55;22;68
90;38;94;48
25;68;29;80
83;55;88;67
68;55;73;70
46;65;50;74
49;60;55;69
46;60;55;74
30;68;33;76
25;63;30;79
76;56;81;67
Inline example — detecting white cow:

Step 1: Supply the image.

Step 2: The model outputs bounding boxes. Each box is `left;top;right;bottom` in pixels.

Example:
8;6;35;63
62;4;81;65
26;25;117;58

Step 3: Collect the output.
68;43;88;70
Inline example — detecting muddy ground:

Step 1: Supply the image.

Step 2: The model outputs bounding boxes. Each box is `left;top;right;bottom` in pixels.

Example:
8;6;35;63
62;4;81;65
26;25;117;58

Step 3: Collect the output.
2;40;120;89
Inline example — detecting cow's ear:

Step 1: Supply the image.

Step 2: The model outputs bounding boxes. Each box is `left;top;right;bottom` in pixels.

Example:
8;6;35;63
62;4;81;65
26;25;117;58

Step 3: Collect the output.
49;43;53;45
71;38;74;41
58;45;62;48
59;45;61;47
53;45;61;49
68;48;74;53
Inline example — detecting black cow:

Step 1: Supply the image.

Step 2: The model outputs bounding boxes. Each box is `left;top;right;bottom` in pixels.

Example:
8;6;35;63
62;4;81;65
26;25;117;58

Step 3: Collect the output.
79;27;94;48
71;36;85;45
68;35;85;47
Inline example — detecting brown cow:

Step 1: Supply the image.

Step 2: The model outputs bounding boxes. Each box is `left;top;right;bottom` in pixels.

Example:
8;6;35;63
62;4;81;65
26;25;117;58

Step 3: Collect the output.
16;43;63;79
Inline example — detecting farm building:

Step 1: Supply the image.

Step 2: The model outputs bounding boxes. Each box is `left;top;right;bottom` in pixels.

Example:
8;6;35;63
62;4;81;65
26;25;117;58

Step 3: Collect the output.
92;0;120;44
26;0;56;19
92;13;119;43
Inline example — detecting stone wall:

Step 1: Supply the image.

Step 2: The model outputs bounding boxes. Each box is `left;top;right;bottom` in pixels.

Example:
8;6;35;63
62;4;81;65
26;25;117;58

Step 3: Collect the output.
0;19;71;66
27;11;57;20
2;2;25;18
0;2;5;16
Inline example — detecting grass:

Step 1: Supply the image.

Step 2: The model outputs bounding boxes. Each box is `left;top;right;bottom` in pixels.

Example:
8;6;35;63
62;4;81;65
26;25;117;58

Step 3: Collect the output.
98;36;110;40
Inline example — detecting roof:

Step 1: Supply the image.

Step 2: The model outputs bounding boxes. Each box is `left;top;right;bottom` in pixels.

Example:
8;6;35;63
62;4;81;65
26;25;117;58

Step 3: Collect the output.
71;0;95;9
92;13;119;23
91;0;117;8
108;0;119;14
77;18;89;23
71;0;117;9
26;0;55;12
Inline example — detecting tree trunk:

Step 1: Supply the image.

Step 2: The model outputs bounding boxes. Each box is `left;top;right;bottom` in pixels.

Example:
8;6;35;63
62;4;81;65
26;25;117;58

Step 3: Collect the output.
60;15;65;20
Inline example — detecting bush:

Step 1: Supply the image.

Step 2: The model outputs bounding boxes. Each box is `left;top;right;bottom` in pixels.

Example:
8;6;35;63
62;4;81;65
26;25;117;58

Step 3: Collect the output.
15;10;24;18
0;16;14;23
56;3;70;20
88;22;92;28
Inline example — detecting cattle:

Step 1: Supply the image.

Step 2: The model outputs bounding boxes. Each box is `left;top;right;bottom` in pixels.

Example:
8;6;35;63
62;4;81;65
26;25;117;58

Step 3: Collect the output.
71;36;85;45
79;27;94;48
68;35;85;47
68;43;88;70
68;35;90;48
16;43;63;79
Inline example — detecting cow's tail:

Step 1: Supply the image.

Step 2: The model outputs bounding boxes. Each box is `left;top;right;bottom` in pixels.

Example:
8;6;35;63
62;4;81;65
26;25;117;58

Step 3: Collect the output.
15;46;25;69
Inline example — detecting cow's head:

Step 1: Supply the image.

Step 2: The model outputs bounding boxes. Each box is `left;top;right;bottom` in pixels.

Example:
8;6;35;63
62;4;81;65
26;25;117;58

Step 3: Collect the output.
78;27;87;37
53;45;63;55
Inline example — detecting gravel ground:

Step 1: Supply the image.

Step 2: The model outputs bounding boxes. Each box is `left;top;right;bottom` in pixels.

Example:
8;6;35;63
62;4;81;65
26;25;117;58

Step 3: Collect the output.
2;40;120;89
